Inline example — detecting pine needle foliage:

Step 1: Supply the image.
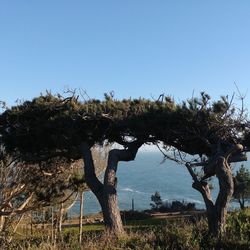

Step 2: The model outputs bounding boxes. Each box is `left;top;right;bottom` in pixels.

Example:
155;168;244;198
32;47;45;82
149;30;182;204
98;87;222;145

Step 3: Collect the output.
0;92;249;163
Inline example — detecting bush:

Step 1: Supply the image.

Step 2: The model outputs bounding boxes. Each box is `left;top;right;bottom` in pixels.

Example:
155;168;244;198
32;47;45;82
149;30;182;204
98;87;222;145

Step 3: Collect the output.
150;192;196;212
226;208;250;242
121;210;151;221
156;200;196;212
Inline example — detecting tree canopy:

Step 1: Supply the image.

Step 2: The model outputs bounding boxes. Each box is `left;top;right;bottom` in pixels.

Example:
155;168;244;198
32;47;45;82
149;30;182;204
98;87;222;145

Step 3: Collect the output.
1;92;249;164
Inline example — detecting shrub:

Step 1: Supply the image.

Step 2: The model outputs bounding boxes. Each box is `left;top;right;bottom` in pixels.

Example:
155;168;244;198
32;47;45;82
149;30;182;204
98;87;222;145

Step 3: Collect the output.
226;208;250;242
150;192;196;212
121;210;151;221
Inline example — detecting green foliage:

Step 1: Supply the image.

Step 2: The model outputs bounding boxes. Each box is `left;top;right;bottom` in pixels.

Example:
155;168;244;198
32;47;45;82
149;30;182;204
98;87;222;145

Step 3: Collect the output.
68;170;86;192
165;200;196;212
233;165;250;209
226;208;250;242
0;92;248;164
150;191;163;211
153;220;202;249
121;210;151;221
150;192;196;212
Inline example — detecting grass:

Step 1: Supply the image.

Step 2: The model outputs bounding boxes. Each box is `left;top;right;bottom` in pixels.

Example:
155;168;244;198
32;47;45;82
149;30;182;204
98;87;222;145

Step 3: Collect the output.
1;208;250;250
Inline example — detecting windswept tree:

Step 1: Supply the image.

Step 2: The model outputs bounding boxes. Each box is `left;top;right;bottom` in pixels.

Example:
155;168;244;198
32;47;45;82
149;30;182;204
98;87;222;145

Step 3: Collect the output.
159;93;250;236
0;93;149;236
0;91;249;237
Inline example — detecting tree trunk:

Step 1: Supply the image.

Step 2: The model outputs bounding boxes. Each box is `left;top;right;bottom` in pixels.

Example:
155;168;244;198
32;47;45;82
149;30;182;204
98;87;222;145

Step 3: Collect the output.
239;198;245;210
202;157;233;236
191;179;218;234
81;141;142;237
214;156;234;235
102;150;125;235
186;153;235;236
56;203;64;237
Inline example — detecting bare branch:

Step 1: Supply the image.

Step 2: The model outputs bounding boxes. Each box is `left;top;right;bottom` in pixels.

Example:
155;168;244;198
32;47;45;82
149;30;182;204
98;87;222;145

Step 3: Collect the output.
185;163;199;182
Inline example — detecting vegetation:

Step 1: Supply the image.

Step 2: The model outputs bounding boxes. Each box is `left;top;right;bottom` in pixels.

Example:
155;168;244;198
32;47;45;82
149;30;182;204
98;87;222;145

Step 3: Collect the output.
1;208;250;249
233;164;250;209
0;91;250;238
150;191;163;211
0;146;107;243
150;191;196;212
0;150;77;242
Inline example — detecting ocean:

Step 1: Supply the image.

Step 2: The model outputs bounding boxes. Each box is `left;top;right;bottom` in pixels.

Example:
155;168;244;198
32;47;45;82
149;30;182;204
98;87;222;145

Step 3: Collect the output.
69;150;250;216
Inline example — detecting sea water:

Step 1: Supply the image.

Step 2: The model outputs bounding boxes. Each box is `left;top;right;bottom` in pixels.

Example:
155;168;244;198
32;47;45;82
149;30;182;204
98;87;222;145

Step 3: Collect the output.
69;150;250;216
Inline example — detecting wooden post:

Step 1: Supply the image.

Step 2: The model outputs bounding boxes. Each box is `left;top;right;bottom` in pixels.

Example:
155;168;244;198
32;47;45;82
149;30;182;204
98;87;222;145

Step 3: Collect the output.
51;206;54;242
79;191;84;244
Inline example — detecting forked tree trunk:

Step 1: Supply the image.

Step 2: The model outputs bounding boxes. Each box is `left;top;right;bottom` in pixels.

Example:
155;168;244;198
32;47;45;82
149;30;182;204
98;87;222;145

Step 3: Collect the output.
213;156;234;235
80;141;141;237
187;154;234;236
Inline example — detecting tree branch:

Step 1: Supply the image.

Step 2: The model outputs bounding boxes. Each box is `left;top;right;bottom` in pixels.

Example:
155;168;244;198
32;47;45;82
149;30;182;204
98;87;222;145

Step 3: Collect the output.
80;142;104;201
185;163;214;209
185;163;199;182
104;140;143;194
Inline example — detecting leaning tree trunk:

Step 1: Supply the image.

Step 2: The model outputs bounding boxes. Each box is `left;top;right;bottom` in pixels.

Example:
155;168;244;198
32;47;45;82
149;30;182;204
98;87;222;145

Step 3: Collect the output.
80;141;142;237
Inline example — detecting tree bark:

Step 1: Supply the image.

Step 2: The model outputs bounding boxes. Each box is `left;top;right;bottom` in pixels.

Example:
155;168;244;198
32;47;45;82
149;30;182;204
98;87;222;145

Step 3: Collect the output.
186;153;235;236
81;141;142;237
187;163;217;234
214;156;234;235
80;143;104;207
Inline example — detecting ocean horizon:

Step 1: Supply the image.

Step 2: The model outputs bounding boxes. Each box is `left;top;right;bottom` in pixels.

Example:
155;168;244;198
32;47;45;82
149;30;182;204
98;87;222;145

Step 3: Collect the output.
69;149;250;216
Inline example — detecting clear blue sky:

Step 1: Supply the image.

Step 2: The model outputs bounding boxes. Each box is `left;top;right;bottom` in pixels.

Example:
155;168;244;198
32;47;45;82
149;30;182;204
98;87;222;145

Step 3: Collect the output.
0;1;250;108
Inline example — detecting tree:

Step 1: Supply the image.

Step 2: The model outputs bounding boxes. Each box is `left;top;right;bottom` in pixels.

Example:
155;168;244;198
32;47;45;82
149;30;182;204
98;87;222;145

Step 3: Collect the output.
233;165;250;209
0;91;249;237
155;93;250;236
166;94;249;236
0;93;145;236
150;191;163;211
0;149;79;242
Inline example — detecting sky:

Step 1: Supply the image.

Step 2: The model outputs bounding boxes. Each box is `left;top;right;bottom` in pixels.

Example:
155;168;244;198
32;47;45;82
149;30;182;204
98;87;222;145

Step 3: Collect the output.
0;1;250;109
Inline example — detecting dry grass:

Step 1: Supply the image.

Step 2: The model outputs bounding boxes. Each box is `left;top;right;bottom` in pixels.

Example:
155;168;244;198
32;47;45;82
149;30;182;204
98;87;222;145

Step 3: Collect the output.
1;209;250;250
